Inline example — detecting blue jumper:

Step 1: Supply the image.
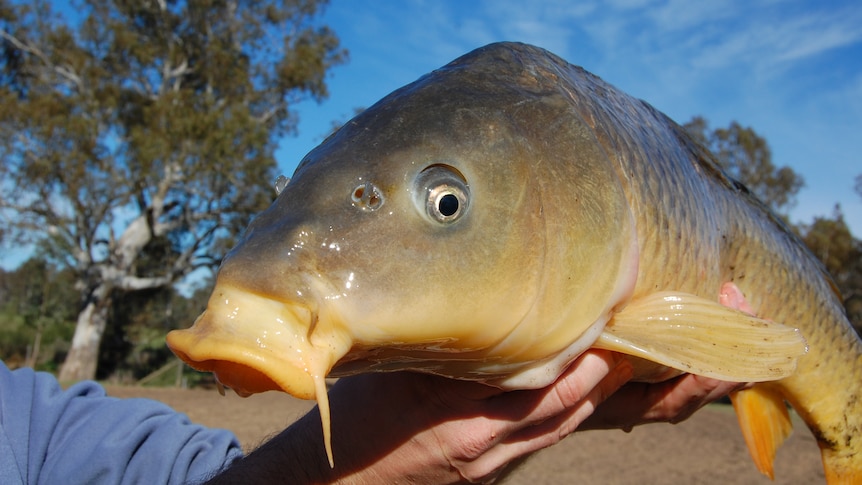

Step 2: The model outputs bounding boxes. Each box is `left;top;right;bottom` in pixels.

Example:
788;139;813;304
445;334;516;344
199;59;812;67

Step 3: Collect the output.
0;361;242;484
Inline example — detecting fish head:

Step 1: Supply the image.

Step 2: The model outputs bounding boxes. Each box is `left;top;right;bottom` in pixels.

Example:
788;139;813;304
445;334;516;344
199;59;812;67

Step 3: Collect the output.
167;43;637;400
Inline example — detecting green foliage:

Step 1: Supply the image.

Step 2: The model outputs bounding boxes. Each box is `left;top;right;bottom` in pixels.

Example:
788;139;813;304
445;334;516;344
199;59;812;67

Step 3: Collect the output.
800;207;857;280
0;258;77;369
0;0;347;380
98;279;214;382
0;253;218;380
798;207;862;335
683;117;804;216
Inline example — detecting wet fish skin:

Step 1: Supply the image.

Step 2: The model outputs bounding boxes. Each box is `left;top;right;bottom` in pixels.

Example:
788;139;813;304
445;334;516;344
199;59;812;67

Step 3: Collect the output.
522;44;861;481
167;42;861;480
192;48;641;387
548;44;862;480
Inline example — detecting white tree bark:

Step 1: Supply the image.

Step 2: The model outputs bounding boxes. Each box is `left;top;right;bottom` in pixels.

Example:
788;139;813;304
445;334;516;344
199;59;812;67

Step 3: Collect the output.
58;286;111;382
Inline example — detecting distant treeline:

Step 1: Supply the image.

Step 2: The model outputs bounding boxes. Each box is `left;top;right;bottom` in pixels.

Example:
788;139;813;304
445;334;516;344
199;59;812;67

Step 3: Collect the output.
0;258;212;383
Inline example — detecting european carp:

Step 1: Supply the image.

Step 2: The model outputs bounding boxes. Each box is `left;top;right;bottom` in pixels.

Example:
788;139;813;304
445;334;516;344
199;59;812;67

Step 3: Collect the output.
167;42;861;482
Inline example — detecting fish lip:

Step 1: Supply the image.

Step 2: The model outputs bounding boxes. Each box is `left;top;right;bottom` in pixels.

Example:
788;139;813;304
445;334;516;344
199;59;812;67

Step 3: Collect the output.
166;284;348;400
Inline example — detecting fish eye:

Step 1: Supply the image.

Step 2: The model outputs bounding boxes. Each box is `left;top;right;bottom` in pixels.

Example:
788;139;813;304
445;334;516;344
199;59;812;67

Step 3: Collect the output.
414;164;470;224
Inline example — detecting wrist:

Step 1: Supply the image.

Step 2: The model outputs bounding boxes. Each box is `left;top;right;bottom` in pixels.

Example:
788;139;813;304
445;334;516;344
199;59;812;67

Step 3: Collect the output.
203;411;333;484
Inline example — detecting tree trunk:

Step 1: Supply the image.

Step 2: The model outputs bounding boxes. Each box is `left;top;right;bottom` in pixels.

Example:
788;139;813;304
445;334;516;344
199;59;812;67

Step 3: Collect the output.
58;295;111;382
25;327;42;368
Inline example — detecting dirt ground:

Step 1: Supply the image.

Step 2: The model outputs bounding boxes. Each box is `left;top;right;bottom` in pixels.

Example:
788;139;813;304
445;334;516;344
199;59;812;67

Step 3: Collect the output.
107;384;824;484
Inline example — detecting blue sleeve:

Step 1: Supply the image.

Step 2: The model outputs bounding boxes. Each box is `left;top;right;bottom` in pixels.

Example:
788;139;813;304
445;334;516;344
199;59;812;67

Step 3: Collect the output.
0;361;243;485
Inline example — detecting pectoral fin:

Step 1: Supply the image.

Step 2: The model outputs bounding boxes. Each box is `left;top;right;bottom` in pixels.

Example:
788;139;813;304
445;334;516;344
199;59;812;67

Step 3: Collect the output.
594;292;807;382
729;385;793;479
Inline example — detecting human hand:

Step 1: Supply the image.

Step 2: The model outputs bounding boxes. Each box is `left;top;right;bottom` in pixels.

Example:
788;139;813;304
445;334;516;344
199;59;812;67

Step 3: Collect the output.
205;349;632;484
320;349;634;484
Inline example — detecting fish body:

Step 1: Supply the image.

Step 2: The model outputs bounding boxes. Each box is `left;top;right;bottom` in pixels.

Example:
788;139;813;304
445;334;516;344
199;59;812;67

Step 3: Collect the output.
167;42;862;481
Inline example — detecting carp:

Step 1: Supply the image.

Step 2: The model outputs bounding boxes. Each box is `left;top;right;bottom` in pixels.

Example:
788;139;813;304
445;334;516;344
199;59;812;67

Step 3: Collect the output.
167;42;861;482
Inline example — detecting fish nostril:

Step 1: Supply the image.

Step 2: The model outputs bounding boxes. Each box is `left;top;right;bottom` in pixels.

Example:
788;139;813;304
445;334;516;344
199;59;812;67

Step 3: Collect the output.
351;181;385;211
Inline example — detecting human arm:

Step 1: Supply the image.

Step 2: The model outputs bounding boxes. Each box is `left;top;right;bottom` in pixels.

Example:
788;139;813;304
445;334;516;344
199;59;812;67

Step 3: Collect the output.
0;362;242;485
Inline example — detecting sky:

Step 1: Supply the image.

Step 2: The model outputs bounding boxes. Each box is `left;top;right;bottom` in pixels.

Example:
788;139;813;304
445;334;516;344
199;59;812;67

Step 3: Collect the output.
277;0;862;236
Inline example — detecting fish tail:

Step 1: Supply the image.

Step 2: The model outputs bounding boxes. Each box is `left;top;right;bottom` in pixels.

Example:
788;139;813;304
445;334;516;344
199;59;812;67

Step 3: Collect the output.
729;385;792;480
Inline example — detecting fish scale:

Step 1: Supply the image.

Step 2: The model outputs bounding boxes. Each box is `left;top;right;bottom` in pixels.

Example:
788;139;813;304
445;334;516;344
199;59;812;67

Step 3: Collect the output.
168;42;861;482
592;63;862;478
608;72;862;477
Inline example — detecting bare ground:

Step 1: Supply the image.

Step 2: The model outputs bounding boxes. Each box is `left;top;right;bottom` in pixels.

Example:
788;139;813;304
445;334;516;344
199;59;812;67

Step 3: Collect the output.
106;385;824;484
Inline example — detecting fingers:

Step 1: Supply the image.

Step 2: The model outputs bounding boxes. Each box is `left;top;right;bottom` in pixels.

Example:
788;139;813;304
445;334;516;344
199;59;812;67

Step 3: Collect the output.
486;350;630;425
657;376;749;424
582;373;747;431
499;353;634;448
448;350;633;482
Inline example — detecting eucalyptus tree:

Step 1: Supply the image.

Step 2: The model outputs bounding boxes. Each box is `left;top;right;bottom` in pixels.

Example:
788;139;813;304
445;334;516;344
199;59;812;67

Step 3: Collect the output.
799;207;862;335
683;116;804;216
0;0;346;380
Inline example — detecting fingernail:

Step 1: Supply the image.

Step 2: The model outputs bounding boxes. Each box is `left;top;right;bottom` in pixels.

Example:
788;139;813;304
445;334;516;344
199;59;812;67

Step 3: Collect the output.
615;358;634;382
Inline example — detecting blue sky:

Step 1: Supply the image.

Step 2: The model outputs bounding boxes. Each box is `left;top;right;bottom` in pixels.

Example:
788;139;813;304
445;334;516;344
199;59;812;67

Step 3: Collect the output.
278;0;862;236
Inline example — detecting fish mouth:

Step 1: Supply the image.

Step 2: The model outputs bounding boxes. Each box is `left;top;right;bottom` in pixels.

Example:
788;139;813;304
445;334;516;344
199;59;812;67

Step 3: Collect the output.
167;284;351;466
166;284;348;400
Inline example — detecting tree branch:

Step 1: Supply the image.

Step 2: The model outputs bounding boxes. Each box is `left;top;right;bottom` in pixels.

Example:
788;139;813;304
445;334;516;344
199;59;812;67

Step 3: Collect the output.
117;273;173;292
0;30;83;91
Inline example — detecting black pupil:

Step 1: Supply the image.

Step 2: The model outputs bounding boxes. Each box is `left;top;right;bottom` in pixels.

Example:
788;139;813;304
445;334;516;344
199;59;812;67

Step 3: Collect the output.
438;193;459;217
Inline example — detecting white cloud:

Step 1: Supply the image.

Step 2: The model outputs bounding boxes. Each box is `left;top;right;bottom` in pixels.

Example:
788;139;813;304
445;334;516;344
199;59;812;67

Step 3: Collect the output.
770;10;862;62
652;4;862;74
646;0;740;32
